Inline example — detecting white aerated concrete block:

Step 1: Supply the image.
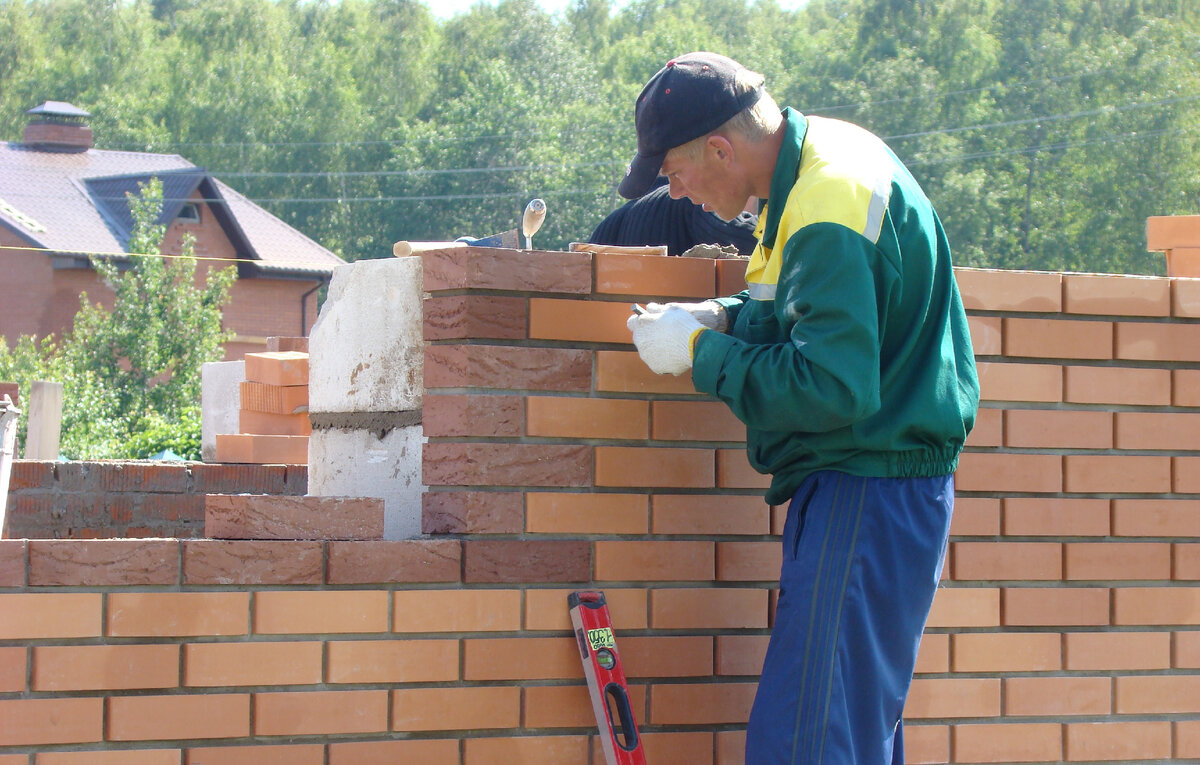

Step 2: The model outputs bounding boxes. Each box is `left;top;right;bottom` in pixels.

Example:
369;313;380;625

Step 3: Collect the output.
307;426;424;540
201;360;244;462
308;256;424;414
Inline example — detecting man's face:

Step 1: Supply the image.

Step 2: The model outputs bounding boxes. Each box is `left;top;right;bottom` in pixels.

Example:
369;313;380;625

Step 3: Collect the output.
661;144;746;222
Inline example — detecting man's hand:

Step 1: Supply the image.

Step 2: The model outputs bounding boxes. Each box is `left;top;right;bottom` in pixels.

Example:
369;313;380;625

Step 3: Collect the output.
644;300;728;332
627;305;707;376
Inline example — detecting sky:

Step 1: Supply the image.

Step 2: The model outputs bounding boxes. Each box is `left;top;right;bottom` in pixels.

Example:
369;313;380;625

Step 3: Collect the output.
428;0;808;19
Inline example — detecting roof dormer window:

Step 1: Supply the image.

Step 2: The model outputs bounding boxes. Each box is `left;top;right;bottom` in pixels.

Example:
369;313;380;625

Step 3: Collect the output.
177;202;200;224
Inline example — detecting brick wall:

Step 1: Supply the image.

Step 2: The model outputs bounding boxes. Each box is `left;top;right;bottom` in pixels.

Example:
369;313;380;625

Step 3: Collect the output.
4;462;307;539
1;248;1198;763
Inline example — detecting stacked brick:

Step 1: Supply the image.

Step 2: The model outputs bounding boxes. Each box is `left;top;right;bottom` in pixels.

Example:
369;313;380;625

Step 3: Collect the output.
1;246;1199;763
215;338;310;465
1149;214;1200;277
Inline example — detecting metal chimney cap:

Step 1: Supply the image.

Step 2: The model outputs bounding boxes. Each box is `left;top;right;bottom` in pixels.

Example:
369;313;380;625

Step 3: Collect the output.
26;101;91;119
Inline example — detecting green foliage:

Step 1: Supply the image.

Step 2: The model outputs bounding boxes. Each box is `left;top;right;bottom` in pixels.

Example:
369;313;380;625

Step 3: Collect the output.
0;179;233;459
2;0;1198;273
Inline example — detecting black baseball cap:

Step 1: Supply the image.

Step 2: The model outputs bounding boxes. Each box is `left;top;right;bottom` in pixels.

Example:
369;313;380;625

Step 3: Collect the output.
618;52;763;200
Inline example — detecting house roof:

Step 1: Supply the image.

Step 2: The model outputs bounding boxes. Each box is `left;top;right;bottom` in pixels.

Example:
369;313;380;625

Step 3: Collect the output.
0;141;344;277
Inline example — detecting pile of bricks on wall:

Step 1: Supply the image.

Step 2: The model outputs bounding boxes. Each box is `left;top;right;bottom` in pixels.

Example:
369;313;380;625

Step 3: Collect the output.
214;340;310;466
1;245;1199;763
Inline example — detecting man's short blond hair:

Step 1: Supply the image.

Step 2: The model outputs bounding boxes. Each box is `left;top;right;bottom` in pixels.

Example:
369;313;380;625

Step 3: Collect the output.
666;68;782;162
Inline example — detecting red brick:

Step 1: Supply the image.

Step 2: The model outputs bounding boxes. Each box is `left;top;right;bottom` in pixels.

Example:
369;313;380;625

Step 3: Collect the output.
393;686;519;731
1113;586;1200;625
1116;321;1200;362
617;635;714;679
0;593;101;639
965;406;1002;447
652;494;770;535
526;492;649;534
27;539;178;586
926;588;1000;628
41;751;181;765
327;540;460;584
949;497;1000;536
424;442;591;487
189;463;289;495
1113;499;1200;537
526;395;649;439
422;393;524;437
8;460;54;489
1065;631;1170;671
594;251;716;297
34;644;179;691
975;361;1062;402
108;592;249;637
1176;277;1200;317
1003;497;1110;537
644;682;756;727
422;294;527;340
716;730;748;765
0;646;24;692
0;698;102;746
1179;631;1200;668
1178;543;1200;580
244;351;308;386
952;542;1061;581
254;690;388;735
968;315;1002;356
1177;457;1200;493
205;494;383;540
595;541;714;581
955;268;1062;312
904;678;1000;719
254;590;388;634
183;540;323;585
951;722;1063;762
1065;365;1171;405
525;684;645;728
0;540;26;587
955;452;1062;493
1066;721;1171;761
525;588;647;631
1005;676;1110;716
238;409;311;436
463;637;579;681
717;541;780;581
215;433;308;464
108;693;249;741
422;490;523;534
463;540;590;583
463;735;590;764
184;641;322;687
1064;455;1172;494
951;632;1061;673
904;725;949;765
1004;408;1112;449
1115;675;1200;714
239;380;308;415
186;744;323;765
595;350;699;394
914;633;950;674
717;448;771;489
716;635;770;676
1175;368;1200;406
650;588;769;629
1064;542;1171;580
530;297;640;344
652;400;745;442
1180;720;1200;758
421;246;591;293
1004;587;1109;626
328;739;459;765
394;589;522;632
1148;215;1200;249
327;639;458;683
717;258;749;296
1063;272;1171;316
424;344;591;391
1004;317;1112;359
1117;411;1200;450
595;446;714;488
97;462;189;492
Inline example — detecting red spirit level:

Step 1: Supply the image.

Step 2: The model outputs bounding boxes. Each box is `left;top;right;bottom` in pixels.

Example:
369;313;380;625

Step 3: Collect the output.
568;590;647;765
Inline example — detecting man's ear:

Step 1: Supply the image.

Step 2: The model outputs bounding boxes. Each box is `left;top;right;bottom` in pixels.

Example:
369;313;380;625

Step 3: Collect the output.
706;134;735;164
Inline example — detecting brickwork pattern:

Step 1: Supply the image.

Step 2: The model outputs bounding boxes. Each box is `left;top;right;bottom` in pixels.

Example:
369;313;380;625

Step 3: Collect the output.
1;249;1199;763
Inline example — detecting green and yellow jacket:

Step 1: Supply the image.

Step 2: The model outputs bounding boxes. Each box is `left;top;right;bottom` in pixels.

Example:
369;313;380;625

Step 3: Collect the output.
692;108;979;506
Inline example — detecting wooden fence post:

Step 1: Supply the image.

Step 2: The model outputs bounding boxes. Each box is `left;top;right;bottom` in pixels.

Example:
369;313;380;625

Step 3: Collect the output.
25;380;63;460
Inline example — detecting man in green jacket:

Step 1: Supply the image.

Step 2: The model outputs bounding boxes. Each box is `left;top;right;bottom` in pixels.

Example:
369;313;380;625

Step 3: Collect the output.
623;52;979;764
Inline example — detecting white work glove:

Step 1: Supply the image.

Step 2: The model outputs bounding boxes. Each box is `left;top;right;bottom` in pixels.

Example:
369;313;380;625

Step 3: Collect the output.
644;300;728;332
627;305;707;376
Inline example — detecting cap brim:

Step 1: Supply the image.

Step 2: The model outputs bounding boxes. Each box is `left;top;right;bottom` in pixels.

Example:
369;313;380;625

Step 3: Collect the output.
617;151;666;200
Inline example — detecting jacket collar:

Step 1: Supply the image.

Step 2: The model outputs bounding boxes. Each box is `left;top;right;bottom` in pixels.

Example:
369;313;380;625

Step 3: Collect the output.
761;107;807;250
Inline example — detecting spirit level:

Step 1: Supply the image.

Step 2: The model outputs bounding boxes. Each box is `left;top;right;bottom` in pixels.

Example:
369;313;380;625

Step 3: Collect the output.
568;590;647;765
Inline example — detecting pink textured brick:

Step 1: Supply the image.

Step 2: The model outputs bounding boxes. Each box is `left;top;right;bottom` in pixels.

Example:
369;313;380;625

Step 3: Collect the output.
1065;631;1170;671
424;443;591;488
1004;676;1111;716
716;541;781;581
244;351;308;386
187;744;324;765
424;344;591;391
650;588;769;630
205;494;383;540
1115;675;1200;714
716;635;770;676
526;492;649;535
463;540;590;583
904;678;1000;719
926;588;1000;628
327;540;461;584
28;540;178;586
422;294;527;340
1177;457;1200;494
951;632;1061;673
422;490;523;534
0;540;26;587
421;246;592;293
183;540;323;585
649;681;757;726
422;393;524;437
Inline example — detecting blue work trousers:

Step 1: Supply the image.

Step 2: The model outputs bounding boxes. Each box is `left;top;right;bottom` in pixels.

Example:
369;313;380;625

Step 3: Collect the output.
745;471;953;764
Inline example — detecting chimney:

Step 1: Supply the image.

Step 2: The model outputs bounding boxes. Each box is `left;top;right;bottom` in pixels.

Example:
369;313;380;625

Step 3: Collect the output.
23;101;93;152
